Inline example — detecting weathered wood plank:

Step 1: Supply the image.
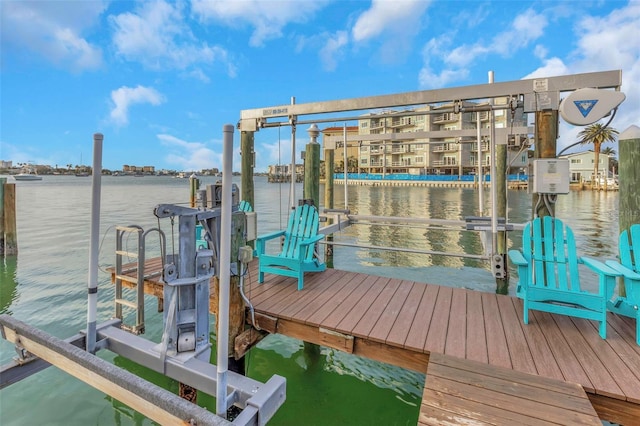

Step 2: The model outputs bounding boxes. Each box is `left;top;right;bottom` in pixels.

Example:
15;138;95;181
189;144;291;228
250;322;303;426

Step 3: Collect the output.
481;292;511;369
496;295;537;375
259;268;343;319
339;276;392;335
570;316;640;403
385;282;426;347
368;279;415;344
443;288;466;358
304;272;369;326
424;285;453;353
512;296;565;381
404;284;439;351
465;289;487;363
422;353;601;426
531;310;595;393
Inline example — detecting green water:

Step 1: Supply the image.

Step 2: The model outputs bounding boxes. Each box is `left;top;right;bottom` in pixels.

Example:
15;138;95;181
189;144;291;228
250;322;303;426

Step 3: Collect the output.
0;176;620;425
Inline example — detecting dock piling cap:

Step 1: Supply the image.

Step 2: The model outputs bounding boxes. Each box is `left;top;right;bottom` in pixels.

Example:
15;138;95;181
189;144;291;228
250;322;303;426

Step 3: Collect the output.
620;125;640;140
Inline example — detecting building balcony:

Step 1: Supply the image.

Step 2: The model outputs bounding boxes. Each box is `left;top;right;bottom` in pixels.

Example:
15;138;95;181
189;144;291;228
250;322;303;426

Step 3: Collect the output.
433;144;458;152
432;113;459;123
470;143;490;152
432;160;457;166
471;112;490;122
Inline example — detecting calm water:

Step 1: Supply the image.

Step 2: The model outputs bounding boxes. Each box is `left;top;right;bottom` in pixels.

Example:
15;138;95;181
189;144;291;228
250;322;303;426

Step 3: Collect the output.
0;175;620;425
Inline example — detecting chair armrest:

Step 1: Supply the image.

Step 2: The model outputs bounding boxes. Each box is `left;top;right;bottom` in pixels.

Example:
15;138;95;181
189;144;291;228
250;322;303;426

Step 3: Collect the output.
605;260;640;281
256;230;286;243
581;256;621;277
298;234;325;247
508;249;527;266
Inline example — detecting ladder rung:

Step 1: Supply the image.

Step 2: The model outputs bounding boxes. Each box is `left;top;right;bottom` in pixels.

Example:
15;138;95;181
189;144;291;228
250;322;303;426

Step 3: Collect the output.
116;250;138;258
115;299;139;309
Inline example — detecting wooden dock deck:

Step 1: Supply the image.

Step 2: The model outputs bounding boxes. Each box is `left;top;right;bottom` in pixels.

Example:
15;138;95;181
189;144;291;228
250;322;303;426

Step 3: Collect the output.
113;259;640;424
420;352;601;425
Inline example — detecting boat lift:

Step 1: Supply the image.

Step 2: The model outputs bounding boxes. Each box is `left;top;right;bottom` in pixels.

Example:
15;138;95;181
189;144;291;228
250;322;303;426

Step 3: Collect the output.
0;127;286;425
239;70;623;279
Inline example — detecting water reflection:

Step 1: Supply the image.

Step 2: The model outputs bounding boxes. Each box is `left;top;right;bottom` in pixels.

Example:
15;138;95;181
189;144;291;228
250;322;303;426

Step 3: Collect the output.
0;256;18;315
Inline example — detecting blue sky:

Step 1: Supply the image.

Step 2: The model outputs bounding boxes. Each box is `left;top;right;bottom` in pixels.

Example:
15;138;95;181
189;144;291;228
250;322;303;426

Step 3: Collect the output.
1;0;638;172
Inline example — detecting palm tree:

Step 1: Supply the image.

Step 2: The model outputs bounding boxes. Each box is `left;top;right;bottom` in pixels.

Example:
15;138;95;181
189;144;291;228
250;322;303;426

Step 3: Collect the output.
578;123;618;188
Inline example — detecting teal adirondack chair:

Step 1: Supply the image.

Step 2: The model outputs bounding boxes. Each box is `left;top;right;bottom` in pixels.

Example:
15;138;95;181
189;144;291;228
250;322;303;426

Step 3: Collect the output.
256;204;326;290
238;200;253;212
508;216;620;339
605;224;640;345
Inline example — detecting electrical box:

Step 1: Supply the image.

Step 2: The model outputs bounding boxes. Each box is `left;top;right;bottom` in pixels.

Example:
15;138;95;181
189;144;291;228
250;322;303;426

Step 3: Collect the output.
245;211;257;242
532;159;570;194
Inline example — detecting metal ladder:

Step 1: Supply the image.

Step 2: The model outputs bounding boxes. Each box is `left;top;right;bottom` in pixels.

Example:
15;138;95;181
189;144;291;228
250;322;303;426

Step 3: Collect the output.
114;225;146;334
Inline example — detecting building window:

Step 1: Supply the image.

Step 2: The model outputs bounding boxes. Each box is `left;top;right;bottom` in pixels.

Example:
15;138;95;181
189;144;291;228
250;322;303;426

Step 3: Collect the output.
361;158;368;165
571;159;582;164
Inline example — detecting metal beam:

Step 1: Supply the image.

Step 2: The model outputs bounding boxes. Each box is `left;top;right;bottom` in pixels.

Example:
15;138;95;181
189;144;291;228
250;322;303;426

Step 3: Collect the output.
239;70;622;128
0;315;230;426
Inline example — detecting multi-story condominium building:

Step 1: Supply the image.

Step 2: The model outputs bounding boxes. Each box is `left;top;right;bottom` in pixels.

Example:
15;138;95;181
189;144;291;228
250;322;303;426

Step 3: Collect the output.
324;98;530;177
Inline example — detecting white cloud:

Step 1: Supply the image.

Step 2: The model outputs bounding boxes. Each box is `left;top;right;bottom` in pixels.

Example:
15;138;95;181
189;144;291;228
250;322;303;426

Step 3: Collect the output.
524;2;640;152
319;31;349;71
522;57;569;79
109;86;166;126
0;1;105;71
110;1;233;77
158;134;223;171
191;0;329;47
419;35;468;88
351;0;431;63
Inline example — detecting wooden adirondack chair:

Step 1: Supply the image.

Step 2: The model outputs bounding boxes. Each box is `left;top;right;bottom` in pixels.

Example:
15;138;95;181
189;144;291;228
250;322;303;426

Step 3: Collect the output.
256;204;326;290
508;216;620;339
605;224;640;345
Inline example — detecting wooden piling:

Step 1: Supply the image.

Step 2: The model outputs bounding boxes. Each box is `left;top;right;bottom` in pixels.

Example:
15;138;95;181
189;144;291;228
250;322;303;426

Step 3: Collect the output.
324;148;335;263
533;110;558;218
211;211;247;372
240;131;255;209
618;125;640;297
304;141;320;206
3;181;17;256
0;178;5;257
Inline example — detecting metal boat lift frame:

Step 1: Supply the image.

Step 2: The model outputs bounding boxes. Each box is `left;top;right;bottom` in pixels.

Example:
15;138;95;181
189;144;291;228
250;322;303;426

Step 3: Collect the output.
0;128;286;426
239;70;622;277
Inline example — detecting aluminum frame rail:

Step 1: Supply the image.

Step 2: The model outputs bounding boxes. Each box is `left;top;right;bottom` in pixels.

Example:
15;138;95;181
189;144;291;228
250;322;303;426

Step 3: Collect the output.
239;70;622;131
0;315;286;426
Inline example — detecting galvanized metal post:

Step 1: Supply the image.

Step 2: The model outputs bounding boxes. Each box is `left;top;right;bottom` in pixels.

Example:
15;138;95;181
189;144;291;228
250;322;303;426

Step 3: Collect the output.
343;124;348;209
87;133;103;354
476;114;484;215
217;124;234;418
324;146;335;264
289;97;297;210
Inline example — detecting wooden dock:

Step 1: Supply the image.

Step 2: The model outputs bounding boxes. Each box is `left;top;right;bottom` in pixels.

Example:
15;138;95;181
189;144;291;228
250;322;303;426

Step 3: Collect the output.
113;259;640;425
420;352;601;425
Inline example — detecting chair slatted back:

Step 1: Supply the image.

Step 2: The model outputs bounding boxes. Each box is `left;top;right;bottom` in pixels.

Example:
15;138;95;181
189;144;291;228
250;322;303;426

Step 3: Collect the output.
282;204;319;260
525;216;581;291
238;200;253;212
620;224;640;273
619;224;640;302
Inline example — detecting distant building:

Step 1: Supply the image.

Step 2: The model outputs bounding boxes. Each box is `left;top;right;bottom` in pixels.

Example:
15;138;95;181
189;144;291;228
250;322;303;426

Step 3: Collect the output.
559;150;612;183
1;160;12;169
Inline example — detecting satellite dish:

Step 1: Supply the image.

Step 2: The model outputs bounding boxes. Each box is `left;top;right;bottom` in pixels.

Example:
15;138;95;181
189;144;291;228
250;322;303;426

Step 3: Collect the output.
559;87;625;126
